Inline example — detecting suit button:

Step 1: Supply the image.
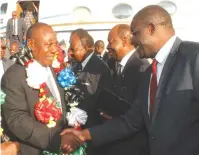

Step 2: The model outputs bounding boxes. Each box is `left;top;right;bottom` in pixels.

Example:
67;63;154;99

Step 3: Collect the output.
123;87;127;90
152;136;156;140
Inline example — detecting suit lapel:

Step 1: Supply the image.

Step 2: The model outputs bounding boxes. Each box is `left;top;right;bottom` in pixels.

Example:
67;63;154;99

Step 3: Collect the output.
121;52;137;74
142;67;152;129
151;37;182;124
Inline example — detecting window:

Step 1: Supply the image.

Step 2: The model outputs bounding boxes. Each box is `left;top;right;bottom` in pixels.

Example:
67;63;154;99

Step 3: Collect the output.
73;6;91;21
158;1;177;15
112;3;133;19
0;3;8;15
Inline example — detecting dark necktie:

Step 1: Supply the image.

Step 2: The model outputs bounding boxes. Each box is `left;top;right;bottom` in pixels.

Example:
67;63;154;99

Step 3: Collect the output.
116;64;122;76
74;63;82;75
150;59;158;114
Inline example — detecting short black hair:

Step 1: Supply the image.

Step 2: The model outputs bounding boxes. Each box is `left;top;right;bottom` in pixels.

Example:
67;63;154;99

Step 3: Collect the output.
95;40;105;49
71;28;94;50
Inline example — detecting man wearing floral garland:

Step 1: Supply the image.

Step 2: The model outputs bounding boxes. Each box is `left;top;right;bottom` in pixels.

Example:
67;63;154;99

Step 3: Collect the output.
1;23;81;155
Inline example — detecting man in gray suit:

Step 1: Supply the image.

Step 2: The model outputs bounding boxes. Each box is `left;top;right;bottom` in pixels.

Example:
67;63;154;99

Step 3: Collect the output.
61;5;199;155
1;23;79;155
6;11;26;47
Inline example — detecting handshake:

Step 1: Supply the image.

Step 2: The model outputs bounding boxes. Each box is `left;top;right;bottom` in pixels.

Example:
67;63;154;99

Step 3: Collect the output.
60;128;91;153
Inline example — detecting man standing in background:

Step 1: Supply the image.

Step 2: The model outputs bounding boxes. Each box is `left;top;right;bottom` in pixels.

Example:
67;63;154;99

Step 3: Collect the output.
95;40;117;75
6;11;26;48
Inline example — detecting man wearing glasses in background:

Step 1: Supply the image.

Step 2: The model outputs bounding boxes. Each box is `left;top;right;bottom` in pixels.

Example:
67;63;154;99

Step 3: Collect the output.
6;11;26;48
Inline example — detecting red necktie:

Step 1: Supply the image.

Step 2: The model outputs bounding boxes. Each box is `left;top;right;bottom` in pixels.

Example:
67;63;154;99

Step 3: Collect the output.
150;59;158;114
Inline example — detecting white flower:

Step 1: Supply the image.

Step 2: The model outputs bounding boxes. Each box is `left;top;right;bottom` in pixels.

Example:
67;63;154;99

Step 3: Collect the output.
52;59;60;68
66;107;88;126
26;60;48;89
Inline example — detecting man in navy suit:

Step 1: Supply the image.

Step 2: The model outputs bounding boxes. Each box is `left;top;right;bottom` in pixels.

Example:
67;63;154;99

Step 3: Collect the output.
61;5;199;155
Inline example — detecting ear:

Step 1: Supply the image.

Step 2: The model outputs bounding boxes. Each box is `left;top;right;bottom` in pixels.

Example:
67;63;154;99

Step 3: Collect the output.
122;37;127;47
147;23;156;35
84;45;88;51
27;39;34;49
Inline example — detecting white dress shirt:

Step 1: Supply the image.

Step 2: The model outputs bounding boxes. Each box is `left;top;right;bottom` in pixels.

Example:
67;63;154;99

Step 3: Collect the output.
34;61;62;108
81;52;94;69
46;67;62;106
119;49;135;72
100;51;106;58
148;35;177;114
13;19;18;35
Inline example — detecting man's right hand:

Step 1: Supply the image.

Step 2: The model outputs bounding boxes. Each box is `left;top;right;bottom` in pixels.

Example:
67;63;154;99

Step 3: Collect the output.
60;129;91;153
61;133;83;153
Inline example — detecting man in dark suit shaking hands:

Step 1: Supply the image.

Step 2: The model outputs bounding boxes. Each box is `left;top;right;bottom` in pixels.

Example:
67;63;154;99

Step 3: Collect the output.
61;5;199;155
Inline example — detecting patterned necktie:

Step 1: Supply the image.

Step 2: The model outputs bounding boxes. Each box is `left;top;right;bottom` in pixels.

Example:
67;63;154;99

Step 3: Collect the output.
150;59;158;114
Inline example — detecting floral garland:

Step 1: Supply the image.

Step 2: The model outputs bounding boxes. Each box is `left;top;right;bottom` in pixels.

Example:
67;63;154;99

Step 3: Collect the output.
13;47;87;155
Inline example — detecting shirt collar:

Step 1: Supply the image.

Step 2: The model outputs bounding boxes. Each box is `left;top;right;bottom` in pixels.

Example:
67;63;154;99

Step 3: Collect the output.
81;52;94;69
155;35;176;64
120;49;135;67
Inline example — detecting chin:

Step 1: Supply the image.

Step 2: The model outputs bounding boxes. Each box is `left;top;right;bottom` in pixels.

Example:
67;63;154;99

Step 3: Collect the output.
44;60;53;66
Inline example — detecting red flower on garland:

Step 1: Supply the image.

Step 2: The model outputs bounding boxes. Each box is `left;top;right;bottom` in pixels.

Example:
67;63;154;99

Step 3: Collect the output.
34;97;62;124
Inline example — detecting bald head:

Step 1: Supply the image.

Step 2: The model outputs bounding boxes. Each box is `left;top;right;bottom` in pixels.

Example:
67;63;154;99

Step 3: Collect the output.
133;5;173;29
130;5;175;59
27;22;53;40
27;22;58;66
113;24;133;44
107;24;135;61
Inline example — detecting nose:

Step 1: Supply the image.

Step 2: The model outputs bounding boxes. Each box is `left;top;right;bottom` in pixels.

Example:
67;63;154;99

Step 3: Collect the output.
51;44;59;54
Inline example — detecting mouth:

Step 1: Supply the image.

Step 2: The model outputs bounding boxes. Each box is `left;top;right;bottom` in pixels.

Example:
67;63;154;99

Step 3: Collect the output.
107;48;114;54
46;56;54;61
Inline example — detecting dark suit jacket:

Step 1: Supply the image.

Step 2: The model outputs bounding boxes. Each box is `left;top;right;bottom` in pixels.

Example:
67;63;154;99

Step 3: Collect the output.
112;51;150;103
101;51;150;155
74;53;111;155
1;64;66;155
89;38;199;155
6;18;26;43
76;53;112;127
